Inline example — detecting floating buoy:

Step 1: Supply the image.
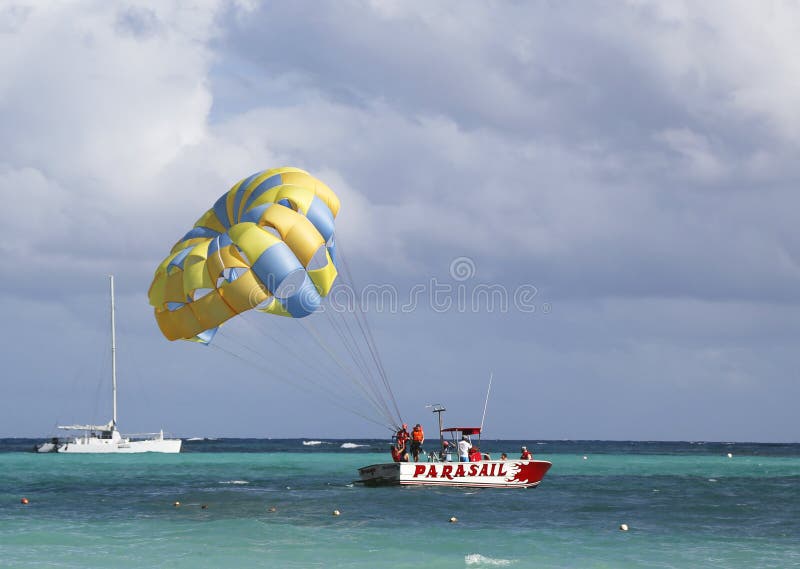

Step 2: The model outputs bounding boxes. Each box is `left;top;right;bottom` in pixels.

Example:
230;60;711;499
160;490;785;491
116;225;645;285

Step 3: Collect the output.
20;497;29;505
449;516;458;523
173;501;181;507
619;523;629;531
727;453;733;458
583;456;588;460
201;504;208;510
268;506;277;513
332;509;341;516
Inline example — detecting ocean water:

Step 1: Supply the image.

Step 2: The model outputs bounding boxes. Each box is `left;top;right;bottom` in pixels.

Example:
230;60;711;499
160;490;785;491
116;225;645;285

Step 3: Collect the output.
1;439;798;568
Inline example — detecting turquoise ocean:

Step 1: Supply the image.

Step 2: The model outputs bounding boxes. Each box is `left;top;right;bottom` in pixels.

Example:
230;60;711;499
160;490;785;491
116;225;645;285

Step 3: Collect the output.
1;439;798;568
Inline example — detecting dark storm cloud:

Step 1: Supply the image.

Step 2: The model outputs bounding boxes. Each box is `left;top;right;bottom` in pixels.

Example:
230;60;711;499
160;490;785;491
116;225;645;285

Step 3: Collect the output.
209;1;800;307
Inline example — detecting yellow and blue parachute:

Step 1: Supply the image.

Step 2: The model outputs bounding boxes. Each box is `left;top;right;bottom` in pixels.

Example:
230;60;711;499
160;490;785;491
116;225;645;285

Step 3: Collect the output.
148;167;340;343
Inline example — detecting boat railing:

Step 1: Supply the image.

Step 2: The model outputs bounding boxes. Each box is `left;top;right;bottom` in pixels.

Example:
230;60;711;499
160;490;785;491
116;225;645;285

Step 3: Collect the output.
426;451;454;463
122;431;174;440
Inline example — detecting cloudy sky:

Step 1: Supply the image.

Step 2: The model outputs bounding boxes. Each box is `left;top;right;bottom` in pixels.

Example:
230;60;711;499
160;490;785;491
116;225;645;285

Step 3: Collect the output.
1;1;798;441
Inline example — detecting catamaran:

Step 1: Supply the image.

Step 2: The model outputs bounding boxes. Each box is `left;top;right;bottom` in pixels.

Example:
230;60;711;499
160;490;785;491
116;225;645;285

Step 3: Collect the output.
35;276;181;453
358;404;551;488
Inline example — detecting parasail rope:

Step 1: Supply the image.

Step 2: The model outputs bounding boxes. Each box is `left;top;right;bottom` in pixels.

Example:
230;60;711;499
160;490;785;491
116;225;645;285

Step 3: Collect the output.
211;332;393;430
337;245;404;426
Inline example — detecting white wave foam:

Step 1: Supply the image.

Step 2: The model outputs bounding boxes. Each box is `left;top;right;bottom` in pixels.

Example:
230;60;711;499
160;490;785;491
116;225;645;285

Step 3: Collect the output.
219;480;249;485
340;442;365;449
186;437;204;441
303;440;324;446
465;553;515;566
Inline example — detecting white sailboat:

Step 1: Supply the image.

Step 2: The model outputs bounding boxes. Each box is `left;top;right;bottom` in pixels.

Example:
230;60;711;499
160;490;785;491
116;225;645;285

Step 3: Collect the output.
35;276;181;453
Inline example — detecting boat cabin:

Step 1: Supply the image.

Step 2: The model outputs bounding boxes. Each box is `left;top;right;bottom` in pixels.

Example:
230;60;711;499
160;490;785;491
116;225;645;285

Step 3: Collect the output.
435;427;490;461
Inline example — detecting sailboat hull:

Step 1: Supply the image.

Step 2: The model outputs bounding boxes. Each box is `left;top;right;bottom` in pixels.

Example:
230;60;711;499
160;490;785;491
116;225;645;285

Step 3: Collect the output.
54;437;182;453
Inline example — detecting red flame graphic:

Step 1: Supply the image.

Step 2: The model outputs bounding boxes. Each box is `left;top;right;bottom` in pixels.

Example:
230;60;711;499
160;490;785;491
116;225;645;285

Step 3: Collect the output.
506;461;548;484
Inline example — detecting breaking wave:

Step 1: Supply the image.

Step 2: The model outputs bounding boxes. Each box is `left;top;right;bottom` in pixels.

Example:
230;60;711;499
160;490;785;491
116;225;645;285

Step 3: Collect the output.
303;440;325;446
340;442;366;449
465;554;515;566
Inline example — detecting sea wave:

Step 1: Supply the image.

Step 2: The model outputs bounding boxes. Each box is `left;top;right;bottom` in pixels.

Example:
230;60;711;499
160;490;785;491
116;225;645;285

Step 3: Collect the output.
303;440;325;446
340;442;365;449
465;554;515;566
219;480;249;485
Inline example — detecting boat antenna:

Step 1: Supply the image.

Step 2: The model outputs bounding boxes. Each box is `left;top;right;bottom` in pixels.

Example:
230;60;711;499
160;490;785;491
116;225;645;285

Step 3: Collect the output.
109;274;117;429
427;403;446;453
480;371;493;432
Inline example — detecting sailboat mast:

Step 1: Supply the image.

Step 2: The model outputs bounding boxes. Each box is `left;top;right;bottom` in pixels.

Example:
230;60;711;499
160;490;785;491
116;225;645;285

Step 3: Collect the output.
480;371;493;432
110;275;117;427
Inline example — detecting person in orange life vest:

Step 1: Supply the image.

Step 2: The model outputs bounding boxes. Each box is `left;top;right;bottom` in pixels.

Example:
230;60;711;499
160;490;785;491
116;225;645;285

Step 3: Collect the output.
410;424;425;462
520;446;533;460
469;445;482;462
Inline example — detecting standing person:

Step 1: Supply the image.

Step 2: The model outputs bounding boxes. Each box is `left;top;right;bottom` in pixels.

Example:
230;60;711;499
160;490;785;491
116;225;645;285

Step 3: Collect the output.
410;424;425;462
520;446;533;460
469;445;482;462
396;424;410;451
439;440;451;461
457;435;471;462
500;453;508;460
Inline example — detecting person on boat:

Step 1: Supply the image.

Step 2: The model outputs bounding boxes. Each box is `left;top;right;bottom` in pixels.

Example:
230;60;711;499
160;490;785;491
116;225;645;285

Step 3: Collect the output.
410;424;424;462
439;440;451;461
469;445;482;462
396;424;410;450
457;435;471;462
391;440;408;462
520;446;533;460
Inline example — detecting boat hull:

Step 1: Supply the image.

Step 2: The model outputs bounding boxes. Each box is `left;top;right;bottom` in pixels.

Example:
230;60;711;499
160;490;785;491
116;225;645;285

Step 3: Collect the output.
34;442;58;453
35;435;182;453
54;438;182;453
358;459;551;488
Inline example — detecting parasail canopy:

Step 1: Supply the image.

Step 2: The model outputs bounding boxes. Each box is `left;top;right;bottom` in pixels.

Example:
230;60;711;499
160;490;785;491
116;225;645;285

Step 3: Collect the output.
149;167;404;432
148;167;340;343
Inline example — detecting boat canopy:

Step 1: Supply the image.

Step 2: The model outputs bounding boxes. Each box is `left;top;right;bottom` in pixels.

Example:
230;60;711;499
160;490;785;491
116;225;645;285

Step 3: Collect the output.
441;427;482;435
58;422;114;432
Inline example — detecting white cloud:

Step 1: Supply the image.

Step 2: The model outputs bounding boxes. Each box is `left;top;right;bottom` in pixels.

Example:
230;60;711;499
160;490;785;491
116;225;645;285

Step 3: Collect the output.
2;1;799;439
0;1;217;189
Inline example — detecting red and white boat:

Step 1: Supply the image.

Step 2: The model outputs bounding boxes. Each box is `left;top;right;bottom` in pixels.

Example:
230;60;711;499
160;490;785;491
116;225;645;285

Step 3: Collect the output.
358;406;551;488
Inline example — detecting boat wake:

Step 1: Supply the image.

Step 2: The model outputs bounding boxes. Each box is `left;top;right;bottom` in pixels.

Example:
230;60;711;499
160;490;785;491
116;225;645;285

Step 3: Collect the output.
465;553;515;566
